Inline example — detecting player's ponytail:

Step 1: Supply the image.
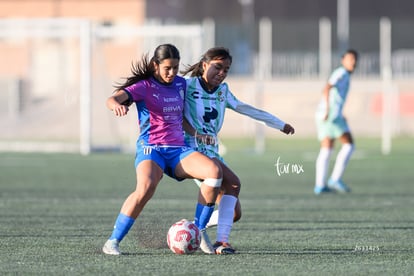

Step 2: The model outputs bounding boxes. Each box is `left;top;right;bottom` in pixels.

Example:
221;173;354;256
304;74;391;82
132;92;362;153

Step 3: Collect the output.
114;44;180;91
181;47;232;77
181;61;203;77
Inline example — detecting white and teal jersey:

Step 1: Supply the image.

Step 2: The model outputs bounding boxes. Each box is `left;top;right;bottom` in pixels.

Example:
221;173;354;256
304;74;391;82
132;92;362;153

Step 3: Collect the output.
184;77;285;158
316;66;351;120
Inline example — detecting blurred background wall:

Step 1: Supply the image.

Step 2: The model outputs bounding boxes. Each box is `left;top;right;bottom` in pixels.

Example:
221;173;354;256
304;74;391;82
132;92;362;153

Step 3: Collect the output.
0;0;412;153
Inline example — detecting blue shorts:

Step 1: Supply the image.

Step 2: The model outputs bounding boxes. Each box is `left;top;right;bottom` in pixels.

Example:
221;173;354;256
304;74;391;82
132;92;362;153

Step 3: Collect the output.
135;144;195;181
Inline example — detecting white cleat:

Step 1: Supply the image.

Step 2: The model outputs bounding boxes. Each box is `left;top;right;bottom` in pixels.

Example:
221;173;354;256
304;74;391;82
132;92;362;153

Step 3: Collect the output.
199;229;215;254
102;239;121;255
214;242;236;254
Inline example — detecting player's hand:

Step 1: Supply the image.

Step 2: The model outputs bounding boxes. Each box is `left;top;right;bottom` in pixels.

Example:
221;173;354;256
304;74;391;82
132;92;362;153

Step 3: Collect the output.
281;124;295;135
323;113;329;121
112;104;129;116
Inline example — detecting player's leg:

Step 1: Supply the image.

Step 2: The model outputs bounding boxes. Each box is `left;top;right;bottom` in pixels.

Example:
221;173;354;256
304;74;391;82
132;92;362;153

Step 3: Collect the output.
176;151;222;206
201;185;242;227
314;137;334;194
212;160;240;254
233;199;242;222
192;179;222;227
175;151;222;254
207;158;242;225
103;160;163;255
120;160;164;218
328;132;354;192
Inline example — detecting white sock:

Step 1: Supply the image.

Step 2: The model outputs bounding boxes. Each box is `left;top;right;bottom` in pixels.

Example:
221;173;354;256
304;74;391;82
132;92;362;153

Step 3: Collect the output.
206;209;219;228
216;195;237;243
330;143;354;181
315;147;332;187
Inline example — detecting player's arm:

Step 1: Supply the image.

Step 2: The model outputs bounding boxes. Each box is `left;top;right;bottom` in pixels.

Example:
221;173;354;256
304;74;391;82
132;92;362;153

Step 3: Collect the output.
183;117;196;136
106;89;131;117
233;102;294;135
321;83;333;121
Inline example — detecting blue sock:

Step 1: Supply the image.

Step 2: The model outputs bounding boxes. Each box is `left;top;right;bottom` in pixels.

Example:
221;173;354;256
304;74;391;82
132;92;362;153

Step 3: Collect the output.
194;203;215;230
109;213;135;242
193;203;204;228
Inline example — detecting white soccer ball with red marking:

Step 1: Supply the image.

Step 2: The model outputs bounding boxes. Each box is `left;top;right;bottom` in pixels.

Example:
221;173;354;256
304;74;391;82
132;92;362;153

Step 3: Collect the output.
167;219;200;254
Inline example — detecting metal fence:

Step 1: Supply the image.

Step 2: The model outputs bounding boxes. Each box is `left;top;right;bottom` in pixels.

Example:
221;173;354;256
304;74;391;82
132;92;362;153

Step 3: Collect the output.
215;18;414;77
268;50;414;78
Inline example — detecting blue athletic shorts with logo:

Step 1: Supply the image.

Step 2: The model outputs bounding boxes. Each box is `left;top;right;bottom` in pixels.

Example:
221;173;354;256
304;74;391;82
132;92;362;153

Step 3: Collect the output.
135;144;195;181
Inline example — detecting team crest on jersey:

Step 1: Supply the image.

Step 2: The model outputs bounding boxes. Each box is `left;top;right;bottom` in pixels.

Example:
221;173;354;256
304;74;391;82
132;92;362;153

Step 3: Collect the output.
217;90;225;102
179;87;185;99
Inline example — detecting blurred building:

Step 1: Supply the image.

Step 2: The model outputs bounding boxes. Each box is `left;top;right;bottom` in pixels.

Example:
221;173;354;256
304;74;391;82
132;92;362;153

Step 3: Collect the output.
2;0;413;53
0;1;145;23
0;0;413;152
1;0;413;76
148;0;414;51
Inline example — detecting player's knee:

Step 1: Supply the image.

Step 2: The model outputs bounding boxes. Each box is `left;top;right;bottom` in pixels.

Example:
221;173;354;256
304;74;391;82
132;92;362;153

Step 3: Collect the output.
222;178;240;196
233;177;241;195
135;181;157;199
230;182;241;196
203;178;222;188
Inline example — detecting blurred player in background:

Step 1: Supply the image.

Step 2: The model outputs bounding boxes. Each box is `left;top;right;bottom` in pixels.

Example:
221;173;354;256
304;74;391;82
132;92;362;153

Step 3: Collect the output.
102;44;222;255
314;49;359;195
181;47;295;254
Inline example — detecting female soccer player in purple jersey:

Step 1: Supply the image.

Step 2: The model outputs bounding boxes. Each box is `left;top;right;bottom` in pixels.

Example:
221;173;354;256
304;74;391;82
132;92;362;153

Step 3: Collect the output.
181;47;295;254
102;44;222;255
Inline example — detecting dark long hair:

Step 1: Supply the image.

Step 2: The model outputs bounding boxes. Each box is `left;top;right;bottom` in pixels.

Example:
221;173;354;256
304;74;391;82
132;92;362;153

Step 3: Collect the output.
181;47;232;77
114;44;181;91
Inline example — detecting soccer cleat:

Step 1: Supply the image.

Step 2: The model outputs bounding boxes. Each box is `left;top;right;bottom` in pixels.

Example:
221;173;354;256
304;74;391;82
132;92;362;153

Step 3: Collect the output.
102;239;121;255
314;186;332;195
328;179;351;193
206;222;217;229
214;242;236;255
199;229;215;254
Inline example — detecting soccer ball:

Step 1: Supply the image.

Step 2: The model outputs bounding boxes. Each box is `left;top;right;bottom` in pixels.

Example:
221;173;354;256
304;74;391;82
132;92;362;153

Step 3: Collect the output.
167;219;200;254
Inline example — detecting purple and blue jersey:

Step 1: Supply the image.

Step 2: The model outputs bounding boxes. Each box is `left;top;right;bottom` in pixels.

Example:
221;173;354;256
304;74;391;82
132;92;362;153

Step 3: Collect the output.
124;76;187;146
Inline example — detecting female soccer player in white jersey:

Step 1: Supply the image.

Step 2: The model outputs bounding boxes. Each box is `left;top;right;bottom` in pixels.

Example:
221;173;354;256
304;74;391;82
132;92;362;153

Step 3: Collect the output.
102;44;223;255
181;47;295;254
314;49;359;195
